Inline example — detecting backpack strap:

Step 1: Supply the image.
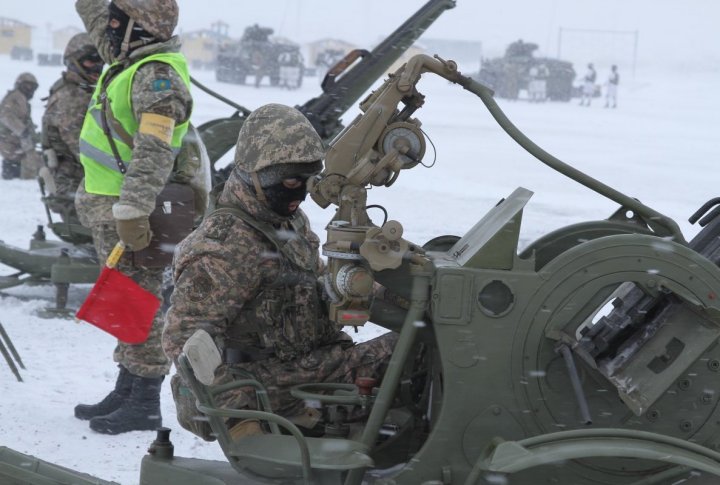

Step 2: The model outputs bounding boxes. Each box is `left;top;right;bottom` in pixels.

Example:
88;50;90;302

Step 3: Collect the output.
211;205;306;263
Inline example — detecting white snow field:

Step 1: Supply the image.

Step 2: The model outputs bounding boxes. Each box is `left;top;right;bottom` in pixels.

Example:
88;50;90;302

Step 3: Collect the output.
0;12;718;485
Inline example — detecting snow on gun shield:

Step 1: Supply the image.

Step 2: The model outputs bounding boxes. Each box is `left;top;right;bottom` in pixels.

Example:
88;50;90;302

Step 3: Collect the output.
79;53;195;266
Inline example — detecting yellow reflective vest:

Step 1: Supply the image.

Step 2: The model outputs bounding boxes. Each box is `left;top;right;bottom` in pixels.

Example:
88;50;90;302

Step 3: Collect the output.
79;53;191;196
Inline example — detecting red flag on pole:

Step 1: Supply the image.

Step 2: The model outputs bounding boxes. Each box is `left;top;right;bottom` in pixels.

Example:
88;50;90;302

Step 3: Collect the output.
76;243;160;344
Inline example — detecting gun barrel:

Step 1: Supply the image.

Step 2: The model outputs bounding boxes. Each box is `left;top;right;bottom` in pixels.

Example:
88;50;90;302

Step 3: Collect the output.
299;0;456;139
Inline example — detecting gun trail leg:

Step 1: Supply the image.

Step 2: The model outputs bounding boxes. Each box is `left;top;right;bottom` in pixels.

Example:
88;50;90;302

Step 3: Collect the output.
0;323;24;369
0;334;22;382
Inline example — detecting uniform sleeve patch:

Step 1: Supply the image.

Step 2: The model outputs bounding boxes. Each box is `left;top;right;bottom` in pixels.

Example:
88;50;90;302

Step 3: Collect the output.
152;79;172;92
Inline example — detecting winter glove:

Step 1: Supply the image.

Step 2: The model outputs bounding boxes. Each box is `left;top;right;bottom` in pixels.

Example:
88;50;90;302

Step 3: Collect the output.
115;216;152;252
43;149;59;170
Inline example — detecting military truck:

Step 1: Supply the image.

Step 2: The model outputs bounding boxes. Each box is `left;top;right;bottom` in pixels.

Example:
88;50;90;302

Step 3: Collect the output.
215;24;304;88
476;39;575;101
9;45;33;61
37;53;63;66
315;48;347;77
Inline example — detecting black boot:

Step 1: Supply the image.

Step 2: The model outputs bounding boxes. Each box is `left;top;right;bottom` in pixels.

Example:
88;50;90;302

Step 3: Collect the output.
75;365;132;420
1;159;20;180
89;374;164;435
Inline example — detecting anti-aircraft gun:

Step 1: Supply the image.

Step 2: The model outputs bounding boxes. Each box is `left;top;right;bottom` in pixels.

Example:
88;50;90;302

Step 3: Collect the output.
5;8;720;485
477;39;576;101
134;54;720;485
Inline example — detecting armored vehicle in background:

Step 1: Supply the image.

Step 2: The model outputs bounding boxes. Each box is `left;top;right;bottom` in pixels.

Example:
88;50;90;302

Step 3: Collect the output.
476;39;575;101
315;48;347;76
215;24;304;88
37;53;63;66
10;46;33;61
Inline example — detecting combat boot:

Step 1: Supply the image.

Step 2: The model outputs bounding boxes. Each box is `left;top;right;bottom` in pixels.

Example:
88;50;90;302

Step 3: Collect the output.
89;374;164;435
1;159;21;179
74;365;132;420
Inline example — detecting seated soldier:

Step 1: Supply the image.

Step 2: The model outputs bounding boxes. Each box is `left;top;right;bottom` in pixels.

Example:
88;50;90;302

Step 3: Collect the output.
163;103;397;440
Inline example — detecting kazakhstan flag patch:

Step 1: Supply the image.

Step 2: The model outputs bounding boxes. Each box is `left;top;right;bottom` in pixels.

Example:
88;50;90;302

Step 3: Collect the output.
152;79;171;91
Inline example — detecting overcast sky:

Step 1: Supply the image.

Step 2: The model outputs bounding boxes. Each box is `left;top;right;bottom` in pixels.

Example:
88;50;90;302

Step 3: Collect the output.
2;1;718;67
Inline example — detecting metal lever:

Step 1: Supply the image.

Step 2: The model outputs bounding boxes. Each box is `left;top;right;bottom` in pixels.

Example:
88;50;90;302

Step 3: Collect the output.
0;322;24;382
557;344;592;425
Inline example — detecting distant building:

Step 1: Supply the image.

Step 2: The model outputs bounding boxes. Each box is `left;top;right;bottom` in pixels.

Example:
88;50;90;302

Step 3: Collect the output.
53;26;82;52
0;17;32;55
181;20;230;70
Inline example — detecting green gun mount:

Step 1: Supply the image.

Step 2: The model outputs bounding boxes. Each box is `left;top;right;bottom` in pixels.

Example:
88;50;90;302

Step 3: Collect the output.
4;51;720;485
133;55;720;485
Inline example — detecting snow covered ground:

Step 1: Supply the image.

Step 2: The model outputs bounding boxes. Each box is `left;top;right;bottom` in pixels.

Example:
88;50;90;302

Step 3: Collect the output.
0;50;718;484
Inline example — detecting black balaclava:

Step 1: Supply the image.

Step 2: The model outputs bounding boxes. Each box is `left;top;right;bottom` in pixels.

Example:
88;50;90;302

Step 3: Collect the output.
69;50;104;84
107;2;155;59
263;179;309;217
238;161;322;218
18;82;37;99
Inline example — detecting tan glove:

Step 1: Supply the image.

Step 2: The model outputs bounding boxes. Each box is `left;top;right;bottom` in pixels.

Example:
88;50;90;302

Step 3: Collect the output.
115;216;152;251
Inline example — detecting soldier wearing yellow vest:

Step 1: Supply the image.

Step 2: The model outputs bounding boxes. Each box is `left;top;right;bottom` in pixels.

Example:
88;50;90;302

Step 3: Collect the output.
73;0;193;435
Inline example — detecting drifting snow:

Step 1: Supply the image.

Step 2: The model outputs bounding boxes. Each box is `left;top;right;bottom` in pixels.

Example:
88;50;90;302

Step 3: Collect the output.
0;48;717;484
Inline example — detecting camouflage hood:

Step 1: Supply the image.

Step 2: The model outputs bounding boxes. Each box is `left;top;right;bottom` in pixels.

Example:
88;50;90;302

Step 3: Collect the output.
113;0;179;41
233;103;324;174
122;35;182;66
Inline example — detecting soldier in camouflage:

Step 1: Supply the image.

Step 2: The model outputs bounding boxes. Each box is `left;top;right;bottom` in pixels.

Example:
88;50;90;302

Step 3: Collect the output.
163;104;397;441
41;33;104;222
0;72;39;180
72;0;193;435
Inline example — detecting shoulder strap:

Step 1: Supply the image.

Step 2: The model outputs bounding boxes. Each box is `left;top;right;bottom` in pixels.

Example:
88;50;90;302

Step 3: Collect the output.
211;205;305;263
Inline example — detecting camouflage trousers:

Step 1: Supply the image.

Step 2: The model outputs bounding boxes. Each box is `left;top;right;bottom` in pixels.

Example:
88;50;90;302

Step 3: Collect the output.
1;158;20;180
20;150;42;180
46;164;83;223
172;332;399;441
91;223;170;379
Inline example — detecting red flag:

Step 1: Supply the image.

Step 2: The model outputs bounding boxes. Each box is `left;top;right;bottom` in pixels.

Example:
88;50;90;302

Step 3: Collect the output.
76;243;160;344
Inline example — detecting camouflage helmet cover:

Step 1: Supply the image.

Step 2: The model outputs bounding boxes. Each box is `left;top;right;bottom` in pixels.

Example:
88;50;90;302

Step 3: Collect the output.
234;103;325;174
15;72;38;89
113;0;179;41
63;33;97;66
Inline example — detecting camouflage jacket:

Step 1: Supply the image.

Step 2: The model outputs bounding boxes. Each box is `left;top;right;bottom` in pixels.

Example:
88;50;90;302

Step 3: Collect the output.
75;0;193;225
41;71;94;182
163;168;342;377
0;88;35;160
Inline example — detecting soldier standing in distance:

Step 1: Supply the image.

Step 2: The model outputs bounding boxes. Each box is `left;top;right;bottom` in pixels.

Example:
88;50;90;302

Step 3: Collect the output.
41;33;105;222
579;62;597;106
605;65;620;108
0;73;39;180
163;104;397;441
72;0;193;435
